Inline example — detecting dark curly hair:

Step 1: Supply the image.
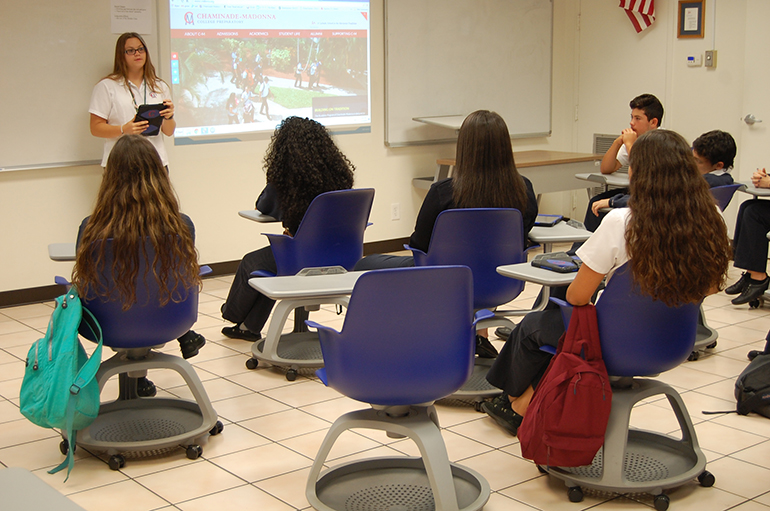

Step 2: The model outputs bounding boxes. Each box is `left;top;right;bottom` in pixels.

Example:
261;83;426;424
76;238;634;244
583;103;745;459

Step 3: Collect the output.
626;130;731;306
264;117;355;233
692;130;736;170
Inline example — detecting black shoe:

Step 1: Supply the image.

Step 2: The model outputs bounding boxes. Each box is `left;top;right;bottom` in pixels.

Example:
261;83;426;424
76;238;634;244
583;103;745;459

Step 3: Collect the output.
222;324;261;342
748;350;766;361
476;335;498;358
481;394;524;436
725;272;751;295
178;330;206;359
731;277;769;305
136;376;157;397
495;327;512;341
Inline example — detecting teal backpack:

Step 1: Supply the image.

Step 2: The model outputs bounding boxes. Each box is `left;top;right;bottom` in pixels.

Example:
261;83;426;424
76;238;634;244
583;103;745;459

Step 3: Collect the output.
20;286;103;481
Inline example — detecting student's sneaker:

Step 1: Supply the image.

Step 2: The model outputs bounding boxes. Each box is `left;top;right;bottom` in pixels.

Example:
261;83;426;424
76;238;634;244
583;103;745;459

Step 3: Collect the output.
725;272;751;295
481;393;524;436
222;324;261;342
475;335;498;358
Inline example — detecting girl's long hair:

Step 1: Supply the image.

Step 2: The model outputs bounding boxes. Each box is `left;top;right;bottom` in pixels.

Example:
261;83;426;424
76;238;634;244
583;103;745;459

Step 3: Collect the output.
452;110;528;211
626;130;731;305
264;117;355;232
73;136;200;309
104;32;165;93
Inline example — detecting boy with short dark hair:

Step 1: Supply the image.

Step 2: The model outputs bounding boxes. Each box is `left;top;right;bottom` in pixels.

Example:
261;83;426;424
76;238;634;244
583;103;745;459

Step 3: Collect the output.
692;130;736;187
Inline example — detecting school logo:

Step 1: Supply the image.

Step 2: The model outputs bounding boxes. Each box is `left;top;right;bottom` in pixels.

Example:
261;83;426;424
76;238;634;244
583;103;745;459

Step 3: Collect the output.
184;12;194;25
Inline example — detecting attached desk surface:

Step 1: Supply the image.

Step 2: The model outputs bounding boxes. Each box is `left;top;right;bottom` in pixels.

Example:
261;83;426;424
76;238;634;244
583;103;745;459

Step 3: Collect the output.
528;222;592;252
412;115;465;131
737;181;770;197
575;172;630;189
413;150;602;196
497;261;577;287
238;210;279;222
248;271;365;300
0;467;87;511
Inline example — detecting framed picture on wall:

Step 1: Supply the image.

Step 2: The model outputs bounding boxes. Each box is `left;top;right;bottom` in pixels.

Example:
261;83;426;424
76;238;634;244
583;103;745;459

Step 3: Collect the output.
678;0;704;38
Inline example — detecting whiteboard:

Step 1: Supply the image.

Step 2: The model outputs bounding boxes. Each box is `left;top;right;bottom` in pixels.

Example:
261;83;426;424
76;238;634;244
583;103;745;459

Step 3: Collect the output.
0;1;158;171
384;0;553;147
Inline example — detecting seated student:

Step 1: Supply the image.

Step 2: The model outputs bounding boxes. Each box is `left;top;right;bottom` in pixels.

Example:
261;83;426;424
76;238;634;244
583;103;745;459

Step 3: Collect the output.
73;135;205;395
725;167;770;307
353;110;538;358
482;130;731;435
220;117;355;341
589;129;737;216
583;93;663;232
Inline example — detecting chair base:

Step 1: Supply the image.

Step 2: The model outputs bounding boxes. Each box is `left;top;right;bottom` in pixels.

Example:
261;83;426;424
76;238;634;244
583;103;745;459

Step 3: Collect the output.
306;406;490;511
689;306;718;361
247;297;349;380
541;378;710;506
75;350;221;467
448;358;500;409
312;457;487;511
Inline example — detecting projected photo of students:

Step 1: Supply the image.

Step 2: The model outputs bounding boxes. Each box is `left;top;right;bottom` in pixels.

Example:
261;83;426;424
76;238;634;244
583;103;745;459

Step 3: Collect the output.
170;36;368;132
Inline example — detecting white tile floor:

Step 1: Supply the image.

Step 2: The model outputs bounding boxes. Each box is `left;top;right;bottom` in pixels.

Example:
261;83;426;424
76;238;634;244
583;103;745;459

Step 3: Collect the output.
1;249;770;510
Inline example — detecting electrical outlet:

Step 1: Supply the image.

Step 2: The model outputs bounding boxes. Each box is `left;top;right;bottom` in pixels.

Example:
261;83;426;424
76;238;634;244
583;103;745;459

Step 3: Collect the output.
391;203;400;221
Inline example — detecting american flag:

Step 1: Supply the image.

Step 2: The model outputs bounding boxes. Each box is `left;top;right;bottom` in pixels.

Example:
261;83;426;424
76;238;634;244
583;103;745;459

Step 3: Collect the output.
620;0;655;33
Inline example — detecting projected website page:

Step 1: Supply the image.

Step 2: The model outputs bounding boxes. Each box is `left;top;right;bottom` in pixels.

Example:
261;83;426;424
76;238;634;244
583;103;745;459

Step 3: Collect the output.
168;0;371;138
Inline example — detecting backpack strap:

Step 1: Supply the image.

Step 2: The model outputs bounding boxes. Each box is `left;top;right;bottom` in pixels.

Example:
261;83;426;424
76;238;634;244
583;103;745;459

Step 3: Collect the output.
48;304;103;481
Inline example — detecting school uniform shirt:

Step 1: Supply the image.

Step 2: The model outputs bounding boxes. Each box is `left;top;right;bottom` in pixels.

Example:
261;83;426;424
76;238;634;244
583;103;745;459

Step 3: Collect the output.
89;78;172;167
576;208;630;286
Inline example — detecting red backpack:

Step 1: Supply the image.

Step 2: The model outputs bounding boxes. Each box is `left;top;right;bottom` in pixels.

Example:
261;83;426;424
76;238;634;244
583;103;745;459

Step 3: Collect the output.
518;304;612;467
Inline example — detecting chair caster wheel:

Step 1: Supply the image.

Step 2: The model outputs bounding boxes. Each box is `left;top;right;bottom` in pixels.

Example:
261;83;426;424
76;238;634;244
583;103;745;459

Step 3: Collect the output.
59;439;72;455
286;369;298;381
698;470;715;487
108;455;125;471
209;421;224;436
749;297;763;309
653;493;670;511
537;465;548;474
186;444;203;460
706;341;717;350
688;350;700;361
474;400;483;412
568;486;583;502
245;358;259;370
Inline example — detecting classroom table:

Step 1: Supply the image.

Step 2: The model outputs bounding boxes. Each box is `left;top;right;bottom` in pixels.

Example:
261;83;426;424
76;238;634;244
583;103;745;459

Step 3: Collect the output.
413;150;602;196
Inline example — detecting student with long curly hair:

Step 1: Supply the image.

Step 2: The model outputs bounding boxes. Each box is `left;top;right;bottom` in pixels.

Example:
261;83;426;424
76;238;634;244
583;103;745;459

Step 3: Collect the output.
90;32;176;167
221;117;355;341
482;129;731;435
73;135;204;395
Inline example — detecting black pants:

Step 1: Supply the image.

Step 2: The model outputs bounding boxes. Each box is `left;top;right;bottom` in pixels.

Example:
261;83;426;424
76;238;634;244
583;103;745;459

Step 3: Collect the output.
733;199;770;273
353;253;415;270
583;188;628;233
221;246;278;333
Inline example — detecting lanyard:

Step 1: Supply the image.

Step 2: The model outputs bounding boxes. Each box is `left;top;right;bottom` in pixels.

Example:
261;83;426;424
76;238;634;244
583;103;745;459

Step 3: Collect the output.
128;80;147;112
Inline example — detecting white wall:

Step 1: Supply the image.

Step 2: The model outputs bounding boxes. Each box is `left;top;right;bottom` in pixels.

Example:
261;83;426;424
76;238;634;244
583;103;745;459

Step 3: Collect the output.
0;0;756;294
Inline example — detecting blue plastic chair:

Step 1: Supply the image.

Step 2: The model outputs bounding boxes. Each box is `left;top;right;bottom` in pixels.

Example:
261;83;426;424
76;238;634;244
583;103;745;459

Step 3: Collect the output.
305;266;491;511
710;183;742;212
544;263;713;508
72;238;221;471
246;188;375;380
406;208;539;405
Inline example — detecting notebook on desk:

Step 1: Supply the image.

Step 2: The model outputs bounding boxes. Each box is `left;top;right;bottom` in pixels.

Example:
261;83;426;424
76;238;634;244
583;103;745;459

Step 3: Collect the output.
534;214;563;227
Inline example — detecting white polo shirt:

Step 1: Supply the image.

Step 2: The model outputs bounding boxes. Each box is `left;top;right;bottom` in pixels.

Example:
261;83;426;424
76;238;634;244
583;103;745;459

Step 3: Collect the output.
89;78;172;167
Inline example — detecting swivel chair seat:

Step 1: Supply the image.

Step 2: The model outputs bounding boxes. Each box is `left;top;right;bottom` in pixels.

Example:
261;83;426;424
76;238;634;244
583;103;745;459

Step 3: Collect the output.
306;266;491;511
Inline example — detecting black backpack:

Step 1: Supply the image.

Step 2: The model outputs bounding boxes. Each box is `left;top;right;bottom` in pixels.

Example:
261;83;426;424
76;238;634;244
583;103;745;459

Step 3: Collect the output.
736;353;770;418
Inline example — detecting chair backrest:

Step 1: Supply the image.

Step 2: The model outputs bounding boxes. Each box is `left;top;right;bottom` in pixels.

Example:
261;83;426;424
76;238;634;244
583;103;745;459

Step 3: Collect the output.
317;266;475;405
268;188;375;276
81;238;198;349
710;183;742;212
595;263;700;377
413;208;526;309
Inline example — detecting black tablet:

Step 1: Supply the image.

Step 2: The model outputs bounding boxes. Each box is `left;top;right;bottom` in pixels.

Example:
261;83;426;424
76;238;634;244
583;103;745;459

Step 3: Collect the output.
534;214;563;227
134;103;165;136
531;252;582;273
